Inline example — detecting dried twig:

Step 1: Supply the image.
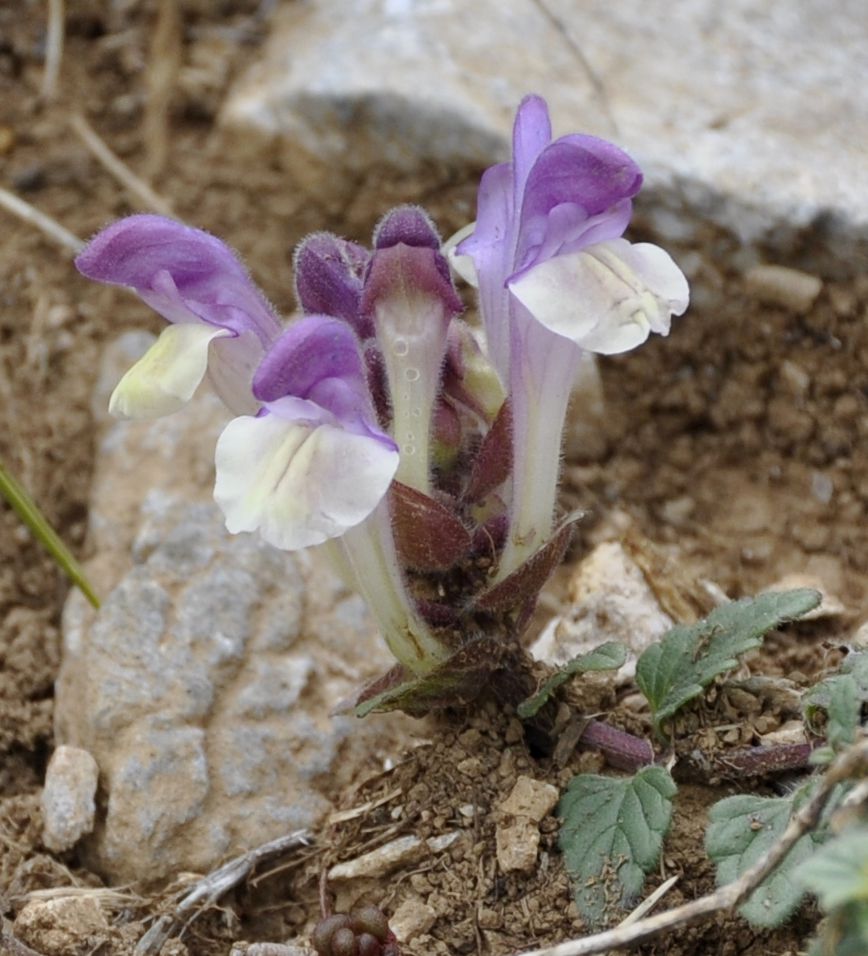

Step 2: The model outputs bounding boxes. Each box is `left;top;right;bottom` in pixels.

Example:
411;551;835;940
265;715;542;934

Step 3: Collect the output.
143;0;182;178
134;829;311;956
69;114;176;217
0;186;83;254
41;0;65;101
515;737;868;956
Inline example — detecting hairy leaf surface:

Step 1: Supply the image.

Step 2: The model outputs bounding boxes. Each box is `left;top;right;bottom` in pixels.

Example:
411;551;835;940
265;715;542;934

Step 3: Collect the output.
558;766;676;927
706;790;826;928
636;589;820;733
517;642;627;718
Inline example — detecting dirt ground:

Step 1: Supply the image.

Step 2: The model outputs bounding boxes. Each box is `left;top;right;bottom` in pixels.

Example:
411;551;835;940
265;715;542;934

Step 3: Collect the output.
1;2;866;955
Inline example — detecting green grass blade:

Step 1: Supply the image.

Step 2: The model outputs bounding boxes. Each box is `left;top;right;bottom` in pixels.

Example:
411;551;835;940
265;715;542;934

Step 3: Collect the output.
0;460;100;608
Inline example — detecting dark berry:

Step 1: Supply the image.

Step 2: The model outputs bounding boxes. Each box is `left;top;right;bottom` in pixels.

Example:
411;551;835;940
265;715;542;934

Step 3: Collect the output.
350;904;390;941
331;927;359;956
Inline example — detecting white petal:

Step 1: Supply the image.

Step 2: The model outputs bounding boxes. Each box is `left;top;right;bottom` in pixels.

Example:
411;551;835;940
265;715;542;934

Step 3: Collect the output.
109;323;231;419
508;238;689;355
214;413;399;551
442;222;479;287
207;329;262;416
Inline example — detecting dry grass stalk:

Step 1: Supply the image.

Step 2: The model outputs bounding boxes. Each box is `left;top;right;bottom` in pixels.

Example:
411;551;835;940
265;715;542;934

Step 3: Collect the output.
69;114;176;218
0;186;83;254
143;0;182;179
41;0;65;100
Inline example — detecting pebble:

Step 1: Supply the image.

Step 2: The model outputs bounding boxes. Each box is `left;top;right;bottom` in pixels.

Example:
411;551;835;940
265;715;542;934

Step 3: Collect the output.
495;817;540;874
41;745;99;853
498;775;559;823
14;897;108;954
744;264;823;314
390;899;437;942
531;541;673;678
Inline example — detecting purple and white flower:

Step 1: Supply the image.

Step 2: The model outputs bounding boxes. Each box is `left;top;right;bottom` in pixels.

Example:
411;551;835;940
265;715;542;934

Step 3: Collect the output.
453;95;689;578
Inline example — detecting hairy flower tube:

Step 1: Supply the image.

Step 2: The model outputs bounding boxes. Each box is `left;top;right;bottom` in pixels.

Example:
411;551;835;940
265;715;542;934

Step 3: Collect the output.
76;96;689;715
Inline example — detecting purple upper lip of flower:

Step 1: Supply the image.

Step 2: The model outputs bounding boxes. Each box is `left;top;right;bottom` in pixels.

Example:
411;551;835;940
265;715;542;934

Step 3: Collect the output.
75;214;281;345
458;94;643;282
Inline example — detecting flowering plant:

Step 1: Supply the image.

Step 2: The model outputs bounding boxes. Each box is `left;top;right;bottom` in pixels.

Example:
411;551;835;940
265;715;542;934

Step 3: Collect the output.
76;95;688;715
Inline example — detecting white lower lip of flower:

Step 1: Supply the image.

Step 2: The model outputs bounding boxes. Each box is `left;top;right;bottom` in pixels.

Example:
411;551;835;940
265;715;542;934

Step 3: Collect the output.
507;238;689;355
109;322;232;419
214;411;399;551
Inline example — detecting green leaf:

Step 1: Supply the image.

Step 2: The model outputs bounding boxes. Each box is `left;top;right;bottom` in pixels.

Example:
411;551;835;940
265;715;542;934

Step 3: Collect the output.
636;589;820;734
797;827;868;911
517;642;627;718
706;790;826;928
558;766;676;928
0;460;99;608
804;653;868;754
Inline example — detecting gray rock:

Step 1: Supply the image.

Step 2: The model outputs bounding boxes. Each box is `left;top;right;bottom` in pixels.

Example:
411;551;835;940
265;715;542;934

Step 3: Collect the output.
57;334;419;883
41;745;99;853
222;0;868;263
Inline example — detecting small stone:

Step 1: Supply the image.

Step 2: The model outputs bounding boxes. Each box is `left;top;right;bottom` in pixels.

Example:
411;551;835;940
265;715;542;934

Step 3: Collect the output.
41;745;99;852
496;817;540;873
531;541;673;677
14;896;109;954
744;264;823;314
456;757;481;777
779;360;811;396
389;899;436;942
498;775;558;823
759;720;809;747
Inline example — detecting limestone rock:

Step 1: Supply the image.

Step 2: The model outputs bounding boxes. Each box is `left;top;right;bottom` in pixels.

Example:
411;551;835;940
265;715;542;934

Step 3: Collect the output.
41;745;99;853
531;540;673;677
14;896;109;955
56;333;418;883
222;0;868;260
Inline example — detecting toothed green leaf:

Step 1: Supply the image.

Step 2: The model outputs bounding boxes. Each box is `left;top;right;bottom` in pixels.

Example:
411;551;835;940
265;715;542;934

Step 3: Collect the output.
558;766;676;928
706;789;826;928
804;653;868;761
517;641;627;718
636;590;820;734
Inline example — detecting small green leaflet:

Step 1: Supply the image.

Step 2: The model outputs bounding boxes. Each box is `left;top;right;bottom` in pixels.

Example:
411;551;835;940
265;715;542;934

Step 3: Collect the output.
558;766;676;928
636;589;820;734
804;653;868;760
706;790;826;928
796;826;868;911
517;642;627;718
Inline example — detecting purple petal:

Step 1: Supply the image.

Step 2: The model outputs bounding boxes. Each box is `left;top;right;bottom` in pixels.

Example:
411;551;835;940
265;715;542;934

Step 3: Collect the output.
75;215;280;345
514;197;634;277
362;243;463;318
293;232;371;336
511;94;552;204
520;136;642;229
373;205;440;250
253;315;365;403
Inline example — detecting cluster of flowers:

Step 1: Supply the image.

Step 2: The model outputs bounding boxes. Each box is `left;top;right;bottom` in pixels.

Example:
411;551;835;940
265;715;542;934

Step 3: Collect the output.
76;96;688;711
